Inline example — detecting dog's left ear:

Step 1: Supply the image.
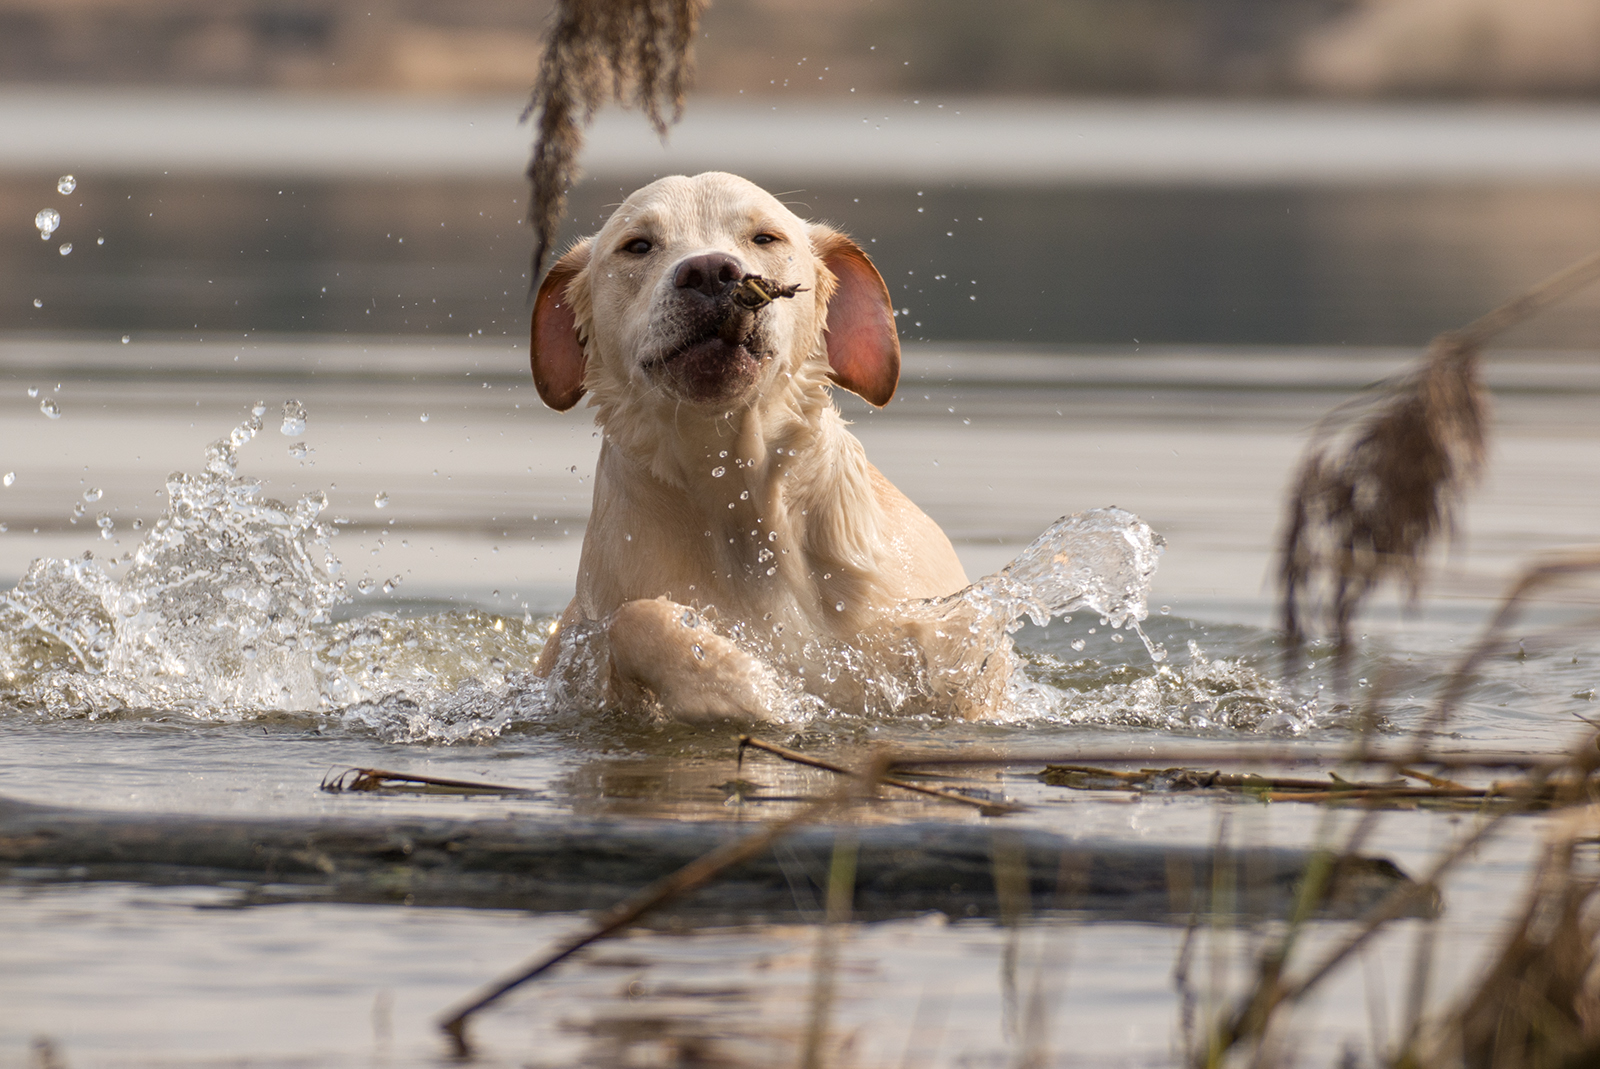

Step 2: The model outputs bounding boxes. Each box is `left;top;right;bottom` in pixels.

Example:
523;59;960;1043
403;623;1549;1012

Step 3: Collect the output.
530;240;592;412
810;226;900;407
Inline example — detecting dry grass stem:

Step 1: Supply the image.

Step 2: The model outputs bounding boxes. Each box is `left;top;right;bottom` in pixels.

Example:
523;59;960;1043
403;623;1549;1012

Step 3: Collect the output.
523;0;708;277
1402;549;1600;762
739;734;1026;814
1277;249;1600;668
1403;818;1600;1069
438;750;892;1056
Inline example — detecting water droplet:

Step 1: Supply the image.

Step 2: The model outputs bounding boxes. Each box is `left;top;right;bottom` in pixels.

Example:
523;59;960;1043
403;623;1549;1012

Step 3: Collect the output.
39;399;60;419
1160;605;1171;615
739;490;749;500
58;243;71;257
711;466;726;477
766;567;776;575
2;473;14;487
419;413;429;422
251;401;267;417
692;643;705;661
373;492;389;509
34;209;60;240
26;387;37;398
357;577;375;595
1111;633;1124;643
835;601;845;612
718;450;728;458
121;335;130;344
131;518;143;529
287;442;308;459
1070;639;1087;652
83;488;102;502
280;399;306;436
96;237;104;246
56;175;76;194
31;299;41;309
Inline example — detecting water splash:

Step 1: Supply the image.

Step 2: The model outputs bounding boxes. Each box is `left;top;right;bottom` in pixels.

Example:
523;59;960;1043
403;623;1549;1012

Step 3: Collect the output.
280;399;307;437
0;416;1301;740
962;507;1165;654
0;407;553;739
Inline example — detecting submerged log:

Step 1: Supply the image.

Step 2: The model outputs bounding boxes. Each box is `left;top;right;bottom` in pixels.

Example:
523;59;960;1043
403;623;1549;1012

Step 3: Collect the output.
0;794;1431;924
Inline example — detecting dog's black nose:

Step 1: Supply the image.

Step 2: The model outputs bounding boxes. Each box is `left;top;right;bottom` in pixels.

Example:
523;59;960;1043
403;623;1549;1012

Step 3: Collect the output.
673;253;744;298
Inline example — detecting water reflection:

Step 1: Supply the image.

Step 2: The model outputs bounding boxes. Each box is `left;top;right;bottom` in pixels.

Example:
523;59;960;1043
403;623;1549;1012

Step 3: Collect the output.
6;176;1600;345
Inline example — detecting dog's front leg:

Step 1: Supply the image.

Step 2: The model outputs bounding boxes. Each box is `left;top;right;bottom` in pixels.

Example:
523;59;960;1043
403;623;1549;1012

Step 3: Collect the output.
606;597;783;722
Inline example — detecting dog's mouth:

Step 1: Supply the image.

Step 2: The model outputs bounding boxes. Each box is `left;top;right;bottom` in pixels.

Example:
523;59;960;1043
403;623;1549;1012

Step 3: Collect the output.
646;275;803;402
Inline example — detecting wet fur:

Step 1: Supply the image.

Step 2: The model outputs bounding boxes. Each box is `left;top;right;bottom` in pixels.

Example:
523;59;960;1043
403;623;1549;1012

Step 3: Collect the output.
528;172;997;721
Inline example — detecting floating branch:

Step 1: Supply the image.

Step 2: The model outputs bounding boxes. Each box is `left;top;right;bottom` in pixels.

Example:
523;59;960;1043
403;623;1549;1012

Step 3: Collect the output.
1036;764;1587;810
524;0;709;277
1277;250;1600;667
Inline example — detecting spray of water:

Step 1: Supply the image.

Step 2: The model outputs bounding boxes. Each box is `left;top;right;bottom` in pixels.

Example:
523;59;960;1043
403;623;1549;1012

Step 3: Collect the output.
0;408;1310;740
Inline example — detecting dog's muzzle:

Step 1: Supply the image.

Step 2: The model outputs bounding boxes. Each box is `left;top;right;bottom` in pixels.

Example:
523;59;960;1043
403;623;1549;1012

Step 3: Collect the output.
651;253;804;403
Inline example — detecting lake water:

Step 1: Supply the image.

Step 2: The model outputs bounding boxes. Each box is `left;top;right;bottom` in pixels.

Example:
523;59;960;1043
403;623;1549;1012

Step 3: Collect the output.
4;97;1600;1068
1;336;1597;1067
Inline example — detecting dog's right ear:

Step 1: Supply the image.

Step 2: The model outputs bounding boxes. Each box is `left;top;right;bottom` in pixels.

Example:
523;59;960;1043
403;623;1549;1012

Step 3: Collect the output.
809;226;900;407
531;240;592;412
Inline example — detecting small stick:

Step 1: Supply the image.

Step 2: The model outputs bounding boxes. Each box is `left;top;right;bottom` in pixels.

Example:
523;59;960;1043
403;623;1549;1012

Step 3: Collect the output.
738;735;1024;815
1398;766;1470;791
1458;248;1600;346
438;752;893;1055
320;767;533;796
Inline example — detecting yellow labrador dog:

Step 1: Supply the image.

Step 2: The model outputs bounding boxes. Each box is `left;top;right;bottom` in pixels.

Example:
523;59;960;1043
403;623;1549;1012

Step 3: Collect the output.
530;172;1006;721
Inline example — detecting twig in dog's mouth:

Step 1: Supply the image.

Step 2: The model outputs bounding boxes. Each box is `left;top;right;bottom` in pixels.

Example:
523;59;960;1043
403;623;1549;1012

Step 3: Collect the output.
716;275;804;345
730;274;805;310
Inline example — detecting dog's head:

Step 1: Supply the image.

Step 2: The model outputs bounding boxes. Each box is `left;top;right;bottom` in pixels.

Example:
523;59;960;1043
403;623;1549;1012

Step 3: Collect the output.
530;172;899;417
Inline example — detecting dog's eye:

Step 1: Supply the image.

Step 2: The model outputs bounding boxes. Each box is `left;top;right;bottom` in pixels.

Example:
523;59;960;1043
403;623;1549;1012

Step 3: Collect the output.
621;238;653;255
751;233;779;246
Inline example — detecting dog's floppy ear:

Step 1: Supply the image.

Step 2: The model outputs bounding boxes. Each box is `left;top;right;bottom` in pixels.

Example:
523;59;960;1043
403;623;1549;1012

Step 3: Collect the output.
530;240;592;412
810;226;900;407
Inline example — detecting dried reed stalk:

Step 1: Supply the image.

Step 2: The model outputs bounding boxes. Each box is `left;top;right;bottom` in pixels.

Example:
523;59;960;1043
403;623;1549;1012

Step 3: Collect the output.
739;734;1025;814
523;0;708;277
1402;815;1600;1069
1278;250;1600;667
438;749;891;1056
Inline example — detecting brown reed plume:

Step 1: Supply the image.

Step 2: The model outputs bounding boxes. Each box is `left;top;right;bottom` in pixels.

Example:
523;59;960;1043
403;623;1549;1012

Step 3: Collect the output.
1278;250;1600;666
522;0;708;277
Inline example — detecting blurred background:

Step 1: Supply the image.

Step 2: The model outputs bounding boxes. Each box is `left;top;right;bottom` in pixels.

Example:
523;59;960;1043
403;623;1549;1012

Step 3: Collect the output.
5;0;1600;345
